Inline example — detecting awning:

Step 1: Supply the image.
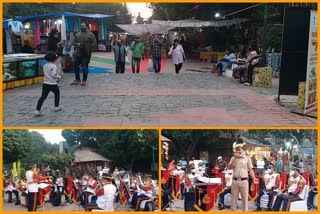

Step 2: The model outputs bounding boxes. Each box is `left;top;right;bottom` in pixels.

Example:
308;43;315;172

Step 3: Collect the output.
116;24;175;35
20;12;113;21
3;12;113;29
152;18;249;28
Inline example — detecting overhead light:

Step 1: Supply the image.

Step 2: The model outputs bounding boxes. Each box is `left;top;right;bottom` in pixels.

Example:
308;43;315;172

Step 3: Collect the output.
215;12;220;18
174;32;177;35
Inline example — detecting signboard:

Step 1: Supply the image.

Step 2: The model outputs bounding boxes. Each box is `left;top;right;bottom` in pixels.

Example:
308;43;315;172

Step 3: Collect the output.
304;10;318;114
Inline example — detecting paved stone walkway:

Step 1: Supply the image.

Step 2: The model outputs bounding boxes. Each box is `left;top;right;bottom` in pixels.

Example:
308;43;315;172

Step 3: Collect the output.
2;200;134;212
3;53;316;127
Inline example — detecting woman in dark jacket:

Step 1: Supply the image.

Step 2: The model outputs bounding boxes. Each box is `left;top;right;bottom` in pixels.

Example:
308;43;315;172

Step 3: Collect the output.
48;29;63;55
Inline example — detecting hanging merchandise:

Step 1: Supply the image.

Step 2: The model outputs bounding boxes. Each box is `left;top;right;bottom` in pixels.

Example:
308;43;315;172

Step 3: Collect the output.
30;21;36;30
77;17;81;31
8;20;24;34
67;17;74;32
102;19;107;40
91;20;99;31
98;21;102;40
5;29;13;54
35;20;41;45
61;15;67;41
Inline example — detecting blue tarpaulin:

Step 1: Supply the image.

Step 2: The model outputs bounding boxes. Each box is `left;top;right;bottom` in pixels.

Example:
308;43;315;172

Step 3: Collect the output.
3;12;113;29
301;148;314;154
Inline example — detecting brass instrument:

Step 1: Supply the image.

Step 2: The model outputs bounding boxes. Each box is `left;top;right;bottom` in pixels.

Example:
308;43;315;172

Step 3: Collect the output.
312;187;318;193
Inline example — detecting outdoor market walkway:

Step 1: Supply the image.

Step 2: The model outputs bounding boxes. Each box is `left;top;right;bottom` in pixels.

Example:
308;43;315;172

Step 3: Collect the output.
3;52;317;127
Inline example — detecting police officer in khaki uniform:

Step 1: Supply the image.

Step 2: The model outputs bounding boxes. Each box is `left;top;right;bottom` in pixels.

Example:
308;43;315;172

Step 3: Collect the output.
227;143;258;211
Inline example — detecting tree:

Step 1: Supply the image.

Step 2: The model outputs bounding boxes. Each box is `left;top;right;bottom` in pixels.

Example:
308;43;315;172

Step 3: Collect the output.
20;131;59;167
41;153;75;174
62;130;158;172
161;130;237;163
136;12;144;24
3;130;32;164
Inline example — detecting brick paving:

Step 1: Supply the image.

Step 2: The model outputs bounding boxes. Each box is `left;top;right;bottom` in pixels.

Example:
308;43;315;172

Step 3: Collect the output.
3;52;316;127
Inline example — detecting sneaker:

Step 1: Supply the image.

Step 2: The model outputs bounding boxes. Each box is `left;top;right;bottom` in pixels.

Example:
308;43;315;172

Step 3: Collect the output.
34;110;44;116
243;82;251;86
70;80;81;85
80;81;87;86
54;106;63;112
15;201;21;205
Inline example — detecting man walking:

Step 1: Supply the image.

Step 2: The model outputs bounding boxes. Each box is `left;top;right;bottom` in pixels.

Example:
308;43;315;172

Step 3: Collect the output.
71;22;97;86
227;143;258;211
150;35;163;73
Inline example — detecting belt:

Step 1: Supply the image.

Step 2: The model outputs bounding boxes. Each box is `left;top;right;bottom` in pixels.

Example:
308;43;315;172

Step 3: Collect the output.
233;177;248;181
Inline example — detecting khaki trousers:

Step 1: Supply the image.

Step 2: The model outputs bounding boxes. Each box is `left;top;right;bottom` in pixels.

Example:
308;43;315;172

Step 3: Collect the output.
231;180;249;211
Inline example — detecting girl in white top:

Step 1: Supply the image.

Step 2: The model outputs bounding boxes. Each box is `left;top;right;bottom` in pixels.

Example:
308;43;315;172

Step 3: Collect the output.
34;52;63;116
168;39;185;74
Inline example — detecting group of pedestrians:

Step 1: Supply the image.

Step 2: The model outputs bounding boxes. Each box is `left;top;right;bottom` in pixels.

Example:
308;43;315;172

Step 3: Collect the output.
33;22;189;116
114;35;186;74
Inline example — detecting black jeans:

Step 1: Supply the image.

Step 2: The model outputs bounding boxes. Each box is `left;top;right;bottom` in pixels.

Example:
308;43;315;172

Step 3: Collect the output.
132;57;141;73
248;64;254;84
27;192;38;211
116;62;125;73
73;55;91;81
175;63;183;73
153;56;161;73
36;84;60;111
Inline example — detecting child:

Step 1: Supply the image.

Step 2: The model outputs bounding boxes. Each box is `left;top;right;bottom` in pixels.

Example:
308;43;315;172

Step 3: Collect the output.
34;52;63;116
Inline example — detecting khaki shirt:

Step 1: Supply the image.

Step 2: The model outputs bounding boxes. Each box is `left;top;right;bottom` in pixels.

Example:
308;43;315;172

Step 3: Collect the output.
229;156;253;178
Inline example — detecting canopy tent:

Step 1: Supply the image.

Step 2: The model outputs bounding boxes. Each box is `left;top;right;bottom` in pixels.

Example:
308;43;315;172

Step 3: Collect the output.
152;18;249;28
116;24;175;35
3;12;113;29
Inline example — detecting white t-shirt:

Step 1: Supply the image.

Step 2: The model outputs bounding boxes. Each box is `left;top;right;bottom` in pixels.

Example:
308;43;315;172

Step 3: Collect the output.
43;63;60;85
96;184;117;211
8;21;23;34
26;170;38;193
257;159;265;169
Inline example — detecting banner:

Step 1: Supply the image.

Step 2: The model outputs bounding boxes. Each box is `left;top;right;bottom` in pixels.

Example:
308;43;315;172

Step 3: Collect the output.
280;172;289;192
304;10;318;114
194;184;219;211
64;177;73;197
171;175;181;200
119;180;130;205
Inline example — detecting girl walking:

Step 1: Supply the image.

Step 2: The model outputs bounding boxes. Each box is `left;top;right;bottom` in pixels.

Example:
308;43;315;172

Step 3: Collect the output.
34;52;63;116
168;39;185;74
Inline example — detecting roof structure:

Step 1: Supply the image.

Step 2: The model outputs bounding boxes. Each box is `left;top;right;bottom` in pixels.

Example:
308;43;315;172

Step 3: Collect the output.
116;24;175;35
73;147;112;163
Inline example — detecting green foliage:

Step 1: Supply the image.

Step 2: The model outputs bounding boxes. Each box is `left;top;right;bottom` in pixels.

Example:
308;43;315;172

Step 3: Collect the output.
242;130;317;149
41;153;75;172
3;130;32;163
62;130;158;171
161;130;237;162
257;24;283;52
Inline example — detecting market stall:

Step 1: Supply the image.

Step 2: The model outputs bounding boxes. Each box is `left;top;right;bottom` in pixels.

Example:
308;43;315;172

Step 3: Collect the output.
3;12;113;90
3;54;45;90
